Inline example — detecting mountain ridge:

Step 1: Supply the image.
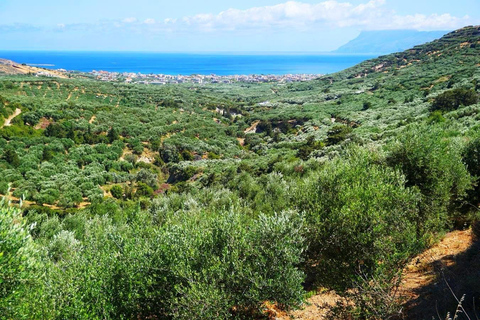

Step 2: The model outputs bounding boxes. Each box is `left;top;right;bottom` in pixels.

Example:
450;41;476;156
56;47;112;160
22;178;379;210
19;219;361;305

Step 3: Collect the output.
327;25;480;81
334;29;449;54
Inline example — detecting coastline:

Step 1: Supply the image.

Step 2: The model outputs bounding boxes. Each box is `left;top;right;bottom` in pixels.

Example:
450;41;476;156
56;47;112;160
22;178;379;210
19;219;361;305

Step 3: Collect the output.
0;51;377;77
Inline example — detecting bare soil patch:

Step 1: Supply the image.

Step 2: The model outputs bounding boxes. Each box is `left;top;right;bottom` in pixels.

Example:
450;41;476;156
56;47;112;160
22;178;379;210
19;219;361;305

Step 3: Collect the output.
245;120;260;134
34;117;53;129
399;229;480;319
2;108;21;128
269;229;480;320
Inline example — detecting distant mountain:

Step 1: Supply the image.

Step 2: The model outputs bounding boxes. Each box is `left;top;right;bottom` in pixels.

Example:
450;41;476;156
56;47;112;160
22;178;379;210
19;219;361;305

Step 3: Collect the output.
330;25;480;81
334;30;449;54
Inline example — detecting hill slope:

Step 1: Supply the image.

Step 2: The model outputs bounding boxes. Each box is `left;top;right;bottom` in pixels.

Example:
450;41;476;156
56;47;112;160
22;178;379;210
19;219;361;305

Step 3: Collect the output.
334;25;480;79
0;58;67;78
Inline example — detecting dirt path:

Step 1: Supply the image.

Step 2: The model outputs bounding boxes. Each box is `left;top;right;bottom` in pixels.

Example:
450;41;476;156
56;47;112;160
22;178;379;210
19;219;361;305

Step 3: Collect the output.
0;192;36;207
244;120;260;134
271;291;342;320
1;191;88;210
67;87;79;101
270;229;477;320
237;137;245;146
2;108;21;128
399;229;479;318
399;229;473;301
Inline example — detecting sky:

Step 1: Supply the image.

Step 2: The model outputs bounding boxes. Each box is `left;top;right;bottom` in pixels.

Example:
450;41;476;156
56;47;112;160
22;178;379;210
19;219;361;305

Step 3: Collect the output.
0;0;479;52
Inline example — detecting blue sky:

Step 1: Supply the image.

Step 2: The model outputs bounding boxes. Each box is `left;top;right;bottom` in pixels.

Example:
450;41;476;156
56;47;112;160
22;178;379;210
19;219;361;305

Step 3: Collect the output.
0;0;479;51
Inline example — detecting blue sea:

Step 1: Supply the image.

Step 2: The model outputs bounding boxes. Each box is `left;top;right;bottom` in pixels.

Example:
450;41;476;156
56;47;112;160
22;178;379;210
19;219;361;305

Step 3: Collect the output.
0;51;377;75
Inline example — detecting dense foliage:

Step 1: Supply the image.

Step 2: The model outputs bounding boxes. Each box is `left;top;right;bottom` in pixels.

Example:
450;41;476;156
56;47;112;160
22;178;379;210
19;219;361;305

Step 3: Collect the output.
1;25;480;319
430;88;478;112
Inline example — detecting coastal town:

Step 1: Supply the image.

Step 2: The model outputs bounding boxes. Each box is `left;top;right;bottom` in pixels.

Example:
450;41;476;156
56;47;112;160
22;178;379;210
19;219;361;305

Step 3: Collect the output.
1;58;322;84
2;57;323;84
89;70;322;84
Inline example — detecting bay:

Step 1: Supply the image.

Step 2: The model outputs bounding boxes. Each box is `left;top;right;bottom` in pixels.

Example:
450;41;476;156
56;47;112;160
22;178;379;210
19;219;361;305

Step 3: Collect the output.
0;51;377;75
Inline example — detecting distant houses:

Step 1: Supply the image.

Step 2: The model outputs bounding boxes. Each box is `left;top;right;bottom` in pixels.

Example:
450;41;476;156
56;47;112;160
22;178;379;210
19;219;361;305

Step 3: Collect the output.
87;70;321;85
36;71;56;77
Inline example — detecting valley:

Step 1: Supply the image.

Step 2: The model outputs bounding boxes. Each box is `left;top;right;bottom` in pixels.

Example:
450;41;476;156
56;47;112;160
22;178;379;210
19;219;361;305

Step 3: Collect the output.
1;25;480;319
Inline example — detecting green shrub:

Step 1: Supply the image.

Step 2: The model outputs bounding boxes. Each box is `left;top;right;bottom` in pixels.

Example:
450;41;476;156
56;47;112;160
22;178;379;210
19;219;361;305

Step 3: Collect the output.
462;135;480;209
58;187;84;208
326;125;353;145
297;136;324;160
107;127;119;143
207;151;220;159
295;148;419;290
110;185;123;199
40;210;305;319
463;135;480;178
160;144;180;163
362;101;372;111
0;181;8;194
0;200;43;318
430;88;478;112
2;148;20;167
135;169;158;189
387;125;473;235
135;182;153;198
426;110;446;124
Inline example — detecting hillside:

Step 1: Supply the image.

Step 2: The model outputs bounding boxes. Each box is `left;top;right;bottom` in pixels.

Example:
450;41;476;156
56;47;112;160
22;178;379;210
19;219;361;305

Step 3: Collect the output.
0;58;67;78
334;25;480;79
1;26;480;319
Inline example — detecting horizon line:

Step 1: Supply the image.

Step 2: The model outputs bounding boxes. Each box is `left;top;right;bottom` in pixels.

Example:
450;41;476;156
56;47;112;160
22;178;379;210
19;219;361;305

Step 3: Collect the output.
0;50;382;56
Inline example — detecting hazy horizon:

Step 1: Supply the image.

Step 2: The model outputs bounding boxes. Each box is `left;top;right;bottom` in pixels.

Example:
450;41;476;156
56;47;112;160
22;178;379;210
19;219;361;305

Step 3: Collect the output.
0;51;378;75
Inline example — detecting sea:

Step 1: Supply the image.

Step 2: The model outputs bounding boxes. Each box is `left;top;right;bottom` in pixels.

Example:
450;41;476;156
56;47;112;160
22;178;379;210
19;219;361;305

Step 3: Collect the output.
0;51;377;76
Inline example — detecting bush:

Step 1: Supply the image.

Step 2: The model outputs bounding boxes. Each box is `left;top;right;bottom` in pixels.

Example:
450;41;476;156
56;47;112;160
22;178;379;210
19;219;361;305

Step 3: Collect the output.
362;101;372;111
135;169;158;189
326;125;353;145
40;210;305;319
167;165;197;183
387;125;473;235
135;182;153;198
2;148;20;167
160;144;180;163
430;88;478;112
297;136;324;160
207;151;220;159
426;110;445;124
295;148;419;290
110;185;123;199
462;136;480;208
0;200;43;318
463;135;480;178
58;187;84;208
0;181;8;194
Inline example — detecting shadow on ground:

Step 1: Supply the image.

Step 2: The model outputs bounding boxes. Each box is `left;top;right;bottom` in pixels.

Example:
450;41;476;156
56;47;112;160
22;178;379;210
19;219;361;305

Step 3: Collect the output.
404;224;480;320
